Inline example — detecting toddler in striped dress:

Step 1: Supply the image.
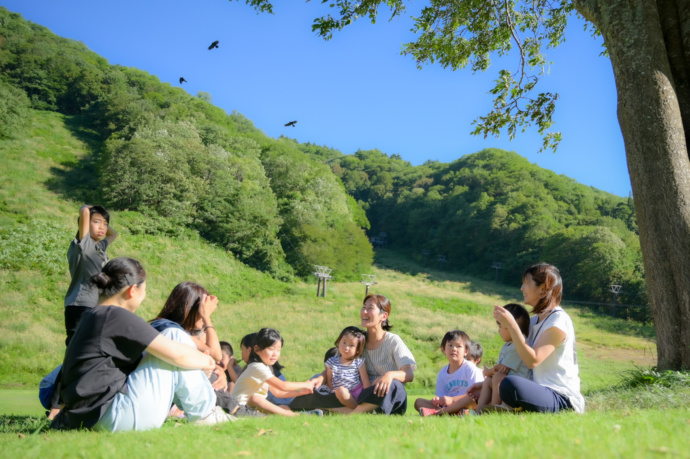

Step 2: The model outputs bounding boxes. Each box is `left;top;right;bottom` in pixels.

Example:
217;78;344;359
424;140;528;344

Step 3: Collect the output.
325;326;370;408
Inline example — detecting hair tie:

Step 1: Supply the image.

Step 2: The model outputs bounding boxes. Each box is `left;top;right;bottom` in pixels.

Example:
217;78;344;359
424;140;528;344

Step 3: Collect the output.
124;273;135;286
358;335;363;341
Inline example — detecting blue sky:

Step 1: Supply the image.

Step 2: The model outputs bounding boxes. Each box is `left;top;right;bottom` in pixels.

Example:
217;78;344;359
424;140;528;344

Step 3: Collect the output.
2;0;631;197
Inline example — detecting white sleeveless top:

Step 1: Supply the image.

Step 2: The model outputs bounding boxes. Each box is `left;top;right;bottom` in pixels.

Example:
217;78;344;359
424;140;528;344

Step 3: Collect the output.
528;307;585;413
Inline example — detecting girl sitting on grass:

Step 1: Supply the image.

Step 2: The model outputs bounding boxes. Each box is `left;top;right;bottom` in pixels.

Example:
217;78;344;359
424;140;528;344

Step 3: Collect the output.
475;303;531;413
231;328;320;416
325;326;370;409
414;330;484;416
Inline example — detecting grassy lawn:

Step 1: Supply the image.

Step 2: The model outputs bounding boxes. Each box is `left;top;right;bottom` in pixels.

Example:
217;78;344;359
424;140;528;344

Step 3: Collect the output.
2;111;689;457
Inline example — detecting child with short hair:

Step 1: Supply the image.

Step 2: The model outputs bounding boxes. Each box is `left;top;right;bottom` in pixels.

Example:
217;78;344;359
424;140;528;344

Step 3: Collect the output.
325;326;370;409
219;341;243;392
64;205;117;345
476;303;531;412
467;341;483;365
231;328;319;416
414;330;484;416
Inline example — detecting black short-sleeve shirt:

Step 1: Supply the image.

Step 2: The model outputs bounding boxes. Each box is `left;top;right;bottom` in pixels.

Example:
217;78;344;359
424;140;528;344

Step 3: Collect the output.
52;306;160;430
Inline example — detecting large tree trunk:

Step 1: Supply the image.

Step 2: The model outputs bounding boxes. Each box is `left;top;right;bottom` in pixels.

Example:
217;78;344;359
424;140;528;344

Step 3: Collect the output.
575;0;690;369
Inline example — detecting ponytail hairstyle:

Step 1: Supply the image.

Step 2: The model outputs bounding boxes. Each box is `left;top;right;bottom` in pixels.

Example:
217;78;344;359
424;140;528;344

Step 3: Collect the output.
363;294;393;331
91;257;146;299
335;326;366;358
523;263;563;315
248;328;284;368
153;282;209;332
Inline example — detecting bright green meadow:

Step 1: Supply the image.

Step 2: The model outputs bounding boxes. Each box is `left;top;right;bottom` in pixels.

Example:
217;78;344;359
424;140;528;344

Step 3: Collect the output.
1;112;689;457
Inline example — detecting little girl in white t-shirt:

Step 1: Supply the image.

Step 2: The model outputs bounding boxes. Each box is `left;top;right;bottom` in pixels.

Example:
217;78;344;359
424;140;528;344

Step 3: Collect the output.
231;328;319;416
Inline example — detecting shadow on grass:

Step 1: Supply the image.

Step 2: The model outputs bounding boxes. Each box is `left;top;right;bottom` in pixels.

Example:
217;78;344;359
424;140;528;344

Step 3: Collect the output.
373;248;521;299
375;248;656;339
43;114;103;204
0;415;51;434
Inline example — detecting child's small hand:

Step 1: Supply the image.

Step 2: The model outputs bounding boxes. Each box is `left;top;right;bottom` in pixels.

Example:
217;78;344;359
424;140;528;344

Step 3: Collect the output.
467;382;483;402
212;366;228;391
494;363;510;375
483;365;494;377
431;396;441;407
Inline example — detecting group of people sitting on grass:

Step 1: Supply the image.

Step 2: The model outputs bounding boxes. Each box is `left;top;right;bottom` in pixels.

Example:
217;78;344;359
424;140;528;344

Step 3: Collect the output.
41;204;584;432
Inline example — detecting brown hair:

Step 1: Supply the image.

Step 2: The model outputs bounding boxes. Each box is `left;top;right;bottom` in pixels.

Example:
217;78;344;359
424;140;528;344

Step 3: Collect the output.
363;294;392;331
523;263;563;315
153;281;209;332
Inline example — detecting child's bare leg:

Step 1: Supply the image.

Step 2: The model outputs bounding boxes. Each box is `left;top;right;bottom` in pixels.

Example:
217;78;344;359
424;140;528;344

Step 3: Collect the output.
335;386;358;409
440;394;476;414
476;377;493;412
414;398;436;412
491;373;507;406
351;403;378;414
248;395;299;417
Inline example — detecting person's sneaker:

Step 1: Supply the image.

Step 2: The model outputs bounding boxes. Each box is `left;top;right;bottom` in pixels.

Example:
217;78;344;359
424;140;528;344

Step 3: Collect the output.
234;405;266;418
419;407;440;417
303;409;323;416
193;406;237;425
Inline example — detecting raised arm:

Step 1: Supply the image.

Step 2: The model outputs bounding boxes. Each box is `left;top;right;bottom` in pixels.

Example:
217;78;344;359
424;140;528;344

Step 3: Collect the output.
494;305;565;369
105;223;118;245
192;294;222;361
77;205;91;241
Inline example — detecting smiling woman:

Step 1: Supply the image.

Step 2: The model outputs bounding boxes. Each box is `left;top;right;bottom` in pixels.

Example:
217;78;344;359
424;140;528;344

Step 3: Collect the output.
290;294;417;414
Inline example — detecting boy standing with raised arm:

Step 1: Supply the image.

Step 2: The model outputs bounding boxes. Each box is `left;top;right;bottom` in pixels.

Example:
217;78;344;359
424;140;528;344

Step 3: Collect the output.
64;205;117;345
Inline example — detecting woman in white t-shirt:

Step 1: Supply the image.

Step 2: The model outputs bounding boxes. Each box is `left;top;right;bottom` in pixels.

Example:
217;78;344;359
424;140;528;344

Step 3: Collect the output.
484;263;585;413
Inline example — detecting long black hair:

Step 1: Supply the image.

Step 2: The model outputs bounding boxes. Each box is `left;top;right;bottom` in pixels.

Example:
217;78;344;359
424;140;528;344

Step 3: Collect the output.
247;328;285;372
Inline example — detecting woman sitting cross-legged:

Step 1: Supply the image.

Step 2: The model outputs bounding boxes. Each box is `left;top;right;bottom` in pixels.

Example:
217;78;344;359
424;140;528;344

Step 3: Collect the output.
51;258;233;431
468;263;585;414
290;294;416;415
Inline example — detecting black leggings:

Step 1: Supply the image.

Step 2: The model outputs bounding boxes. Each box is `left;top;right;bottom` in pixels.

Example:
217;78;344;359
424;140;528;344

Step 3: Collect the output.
289;380;408;415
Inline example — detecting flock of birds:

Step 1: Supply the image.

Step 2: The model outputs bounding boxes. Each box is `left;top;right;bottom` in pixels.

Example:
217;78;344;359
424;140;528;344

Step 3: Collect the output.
179;41;297;128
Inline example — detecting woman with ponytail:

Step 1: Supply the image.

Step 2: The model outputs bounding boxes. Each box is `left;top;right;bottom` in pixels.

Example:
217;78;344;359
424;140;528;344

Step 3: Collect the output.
52;257;233;431
290;294;416;414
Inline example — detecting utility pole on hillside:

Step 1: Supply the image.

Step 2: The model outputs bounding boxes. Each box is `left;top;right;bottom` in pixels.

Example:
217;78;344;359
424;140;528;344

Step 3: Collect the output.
437;255;447;270
361;274;377;296
422;249;430;266
313;265;333;298
609;284;622;317
492;262;502;283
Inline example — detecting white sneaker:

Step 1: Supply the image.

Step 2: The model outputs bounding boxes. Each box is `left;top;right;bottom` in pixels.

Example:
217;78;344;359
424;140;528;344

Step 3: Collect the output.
193;406;237;426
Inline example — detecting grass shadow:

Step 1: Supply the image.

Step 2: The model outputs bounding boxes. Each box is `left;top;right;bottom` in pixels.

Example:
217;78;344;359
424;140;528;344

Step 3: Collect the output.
373;248;520;299
43;114;103;204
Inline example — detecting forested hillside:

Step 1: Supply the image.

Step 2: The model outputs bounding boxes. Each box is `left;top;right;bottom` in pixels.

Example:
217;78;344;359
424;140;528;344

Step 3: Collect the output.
295;145;646;306
0;7;372;280
0;7;645;305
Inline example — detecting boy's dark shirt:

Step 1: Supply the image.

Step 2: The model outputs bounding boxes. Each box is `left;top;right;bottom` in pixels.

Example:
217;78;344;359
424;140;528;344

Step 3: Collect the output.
65;233;109;307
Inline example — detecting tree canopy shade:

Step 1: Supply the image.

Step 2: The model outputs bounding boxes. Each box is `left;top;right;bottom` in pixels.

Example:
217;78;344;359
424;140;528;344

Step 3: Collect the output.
232;0;690;370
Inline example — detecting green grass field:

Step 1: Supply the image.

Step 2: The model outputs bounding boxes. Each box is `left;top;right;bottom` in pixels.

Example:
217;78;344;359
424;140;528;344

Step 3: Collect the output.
1;111;689;457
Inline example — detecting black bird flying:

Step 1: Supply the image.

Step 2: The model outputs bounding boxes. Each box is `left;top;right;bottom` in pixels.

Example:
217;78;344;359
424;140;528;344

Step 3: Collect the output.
284;120;297;127
179;77;187;84
208;40;219;50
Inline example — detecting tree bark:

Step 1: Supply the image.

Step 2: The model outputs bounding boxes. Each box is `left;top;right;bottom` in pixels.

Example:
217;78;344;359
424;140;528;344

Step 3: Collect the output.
575;0;690;369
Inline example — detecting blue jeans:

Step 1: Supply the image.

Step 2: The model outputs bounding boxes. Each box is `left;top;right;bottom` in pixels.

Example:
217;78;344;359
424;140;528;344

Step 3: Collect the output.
499;375;573;413
94;328;216;431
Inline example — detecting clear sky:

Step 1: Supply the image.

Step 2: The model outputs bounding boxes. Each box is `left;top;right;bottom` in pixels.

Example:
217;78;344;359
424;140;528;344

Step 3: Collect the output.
2;0;632;197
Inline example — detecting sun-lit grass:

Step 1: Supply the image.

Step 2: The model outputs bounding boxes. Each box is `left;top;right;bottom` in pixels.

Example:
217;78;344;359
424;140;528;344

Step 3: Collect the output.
2;109;685;458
